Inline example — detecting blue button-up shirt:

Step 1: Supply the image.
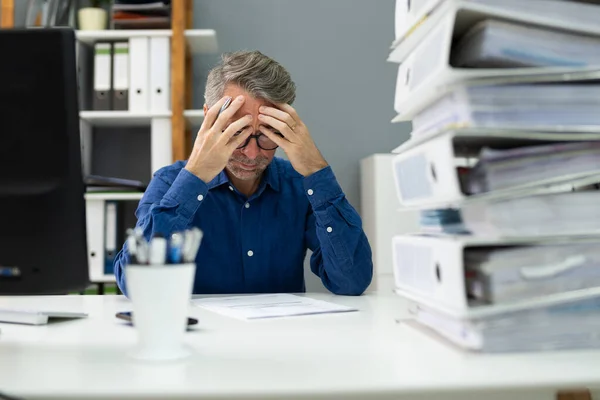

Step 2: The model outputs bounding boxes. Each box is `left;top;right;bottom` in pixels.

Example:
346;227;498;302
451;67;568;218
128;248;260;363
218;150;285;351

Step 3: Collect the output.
113;157;373;295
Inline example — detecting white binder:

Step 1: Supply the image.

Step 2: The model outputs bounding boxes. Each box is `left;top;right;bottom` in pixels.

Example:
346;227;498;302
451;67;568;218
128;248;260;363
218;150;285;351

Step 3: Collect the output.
149;36;171;112
392;234;600;319
85;198;105;282
104;201;118;275
391;128;600;209
389;0;600;65
151;117;172;175
389;0;447;64
390;0;600;121
92;42;111;110
392;0;442;48
128;36;149;112
112;42;129;111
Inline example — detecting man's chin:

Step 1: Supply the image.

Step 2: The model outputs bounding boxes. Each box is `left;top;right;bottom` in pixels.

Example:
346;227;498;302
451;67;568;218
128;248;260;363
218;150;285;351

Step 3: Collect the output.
227;165;264;181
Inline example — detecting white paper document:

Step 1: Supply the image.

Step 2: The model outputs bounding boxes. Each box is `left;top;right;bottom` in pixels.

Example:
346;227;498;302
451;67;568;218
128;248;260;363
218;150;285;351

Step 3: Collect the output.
192;294;358;320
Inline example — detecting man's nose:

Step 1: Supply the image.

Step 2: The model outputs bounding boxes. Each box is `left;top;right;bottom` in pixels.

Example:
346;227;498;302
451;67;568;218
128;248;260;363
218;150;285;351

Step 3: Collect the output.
241;136;261;160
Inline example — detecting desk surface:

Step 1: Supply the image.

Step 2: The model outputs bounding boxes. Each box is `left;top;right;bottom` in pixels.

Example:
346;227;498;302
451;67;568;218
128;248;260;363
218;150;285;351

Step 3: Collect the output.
0;293;599;400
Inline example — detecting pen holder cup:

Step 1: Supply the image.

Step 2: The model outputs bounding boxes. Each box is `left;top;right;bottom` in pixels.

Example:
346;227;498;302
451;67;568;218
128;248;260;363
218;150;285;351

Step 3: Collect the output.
125;263;196;361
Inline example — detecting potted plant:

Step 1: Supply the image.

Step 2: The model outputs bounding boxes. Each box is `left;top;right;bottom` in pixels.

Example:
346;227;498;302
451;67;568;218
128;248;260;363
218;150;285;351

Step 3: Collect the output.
78;0;111;30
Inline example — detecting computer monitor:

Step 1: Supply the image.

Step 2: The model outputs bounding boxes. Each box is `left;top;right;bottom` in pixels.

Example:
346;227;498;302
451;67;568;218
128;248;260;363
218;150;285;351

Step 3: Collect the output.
0;28;89;294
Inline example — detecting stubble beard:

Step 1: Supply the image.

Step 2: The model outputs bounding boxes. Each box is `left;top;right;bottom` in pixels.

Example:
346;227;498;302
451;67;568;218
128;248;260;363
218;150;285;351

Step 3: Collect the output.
226;154;270;181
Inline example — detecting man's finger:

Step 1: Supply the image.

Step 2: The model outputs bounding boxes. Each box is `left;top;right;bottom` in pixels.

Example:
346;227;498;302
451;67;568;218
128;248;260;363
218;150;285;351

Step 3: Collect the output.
203;96;232;130
220;114;253;143
260;106;297;130
259;125;288;148
276;103;300;123
228;126;253;150
212;95;246;133
258;114;293;138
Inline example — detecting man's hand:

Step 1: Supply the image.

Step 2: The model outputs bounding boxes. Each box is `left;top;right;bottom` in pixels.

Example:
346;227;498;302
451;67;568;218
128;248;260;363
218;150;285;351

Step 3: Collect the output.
185;95;253;183
257;103;328;177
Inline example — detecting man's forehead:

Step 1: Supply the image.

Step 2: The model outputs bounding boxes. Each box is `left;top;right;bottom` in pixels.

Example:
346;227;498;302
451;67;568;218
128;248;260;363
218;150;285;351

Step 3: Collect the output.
223;84;274;114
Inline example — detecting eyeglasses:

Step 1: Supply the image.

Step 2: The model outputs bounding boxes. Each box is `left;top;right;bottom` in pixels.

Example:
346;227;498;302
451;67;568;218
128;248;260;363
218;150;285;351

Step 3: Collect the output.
232;130;283;150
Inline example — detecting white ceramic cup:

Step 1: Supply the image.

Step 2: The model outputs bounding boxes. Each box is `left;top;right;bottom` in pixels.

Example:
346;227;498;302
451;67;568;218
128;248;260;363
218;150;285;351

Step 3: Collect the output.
125;263;196;361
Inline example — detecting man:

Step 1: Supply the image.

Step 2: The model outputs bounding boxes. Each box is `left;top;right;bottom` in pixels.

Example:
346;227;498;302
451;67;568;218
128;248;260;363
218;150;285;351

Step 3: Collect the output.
114;51;373;295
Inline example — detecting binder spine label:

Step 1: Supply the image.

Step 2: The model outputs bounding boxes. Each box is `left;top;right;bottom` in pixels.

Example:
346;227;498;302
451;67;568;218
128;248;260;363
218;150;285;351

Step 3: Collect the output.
395;153;432;201
394;242;436;295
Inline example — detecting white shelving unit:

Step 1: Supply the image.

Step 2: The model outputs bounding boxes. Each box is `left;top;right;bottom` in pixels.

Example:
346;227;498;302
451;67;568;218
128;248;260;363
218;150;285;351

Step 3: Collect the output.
76;29;218;53
77;25;217;287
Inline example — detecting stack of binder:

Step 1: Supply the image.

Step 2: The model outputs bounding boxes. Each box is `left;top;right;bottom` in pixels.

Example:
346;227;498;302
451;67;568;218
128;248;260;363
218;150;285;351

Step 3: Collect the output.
91;36;171;112
388;0;600;352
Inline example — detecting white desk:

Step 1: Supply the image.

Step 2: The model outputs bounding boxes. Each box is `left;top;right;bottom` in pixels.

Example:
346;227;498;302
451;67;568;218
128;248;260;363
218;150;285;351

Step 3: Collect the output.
0;293;598;400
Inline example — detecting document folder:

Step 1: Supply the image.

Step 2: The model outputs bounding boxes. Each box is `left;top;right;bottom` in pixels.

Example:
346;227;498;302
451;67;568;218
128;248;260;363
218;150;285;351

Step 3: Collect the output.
149;36;170;112
112;42;129;111
390;0;600;121
392;234;600;319
391;128;600;208
389;0;600;64
128;37;149;112
407;296;600;352
92;42;111;111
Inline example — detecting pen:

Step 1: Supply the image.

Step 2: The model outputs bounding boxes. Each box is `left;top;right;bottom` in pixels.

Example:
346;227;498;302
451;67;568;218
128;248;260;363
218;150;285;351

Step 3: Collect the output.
218;97;232;117
168;232;184;264
126;229;138;264
134;228;149;265
183;228;203;263
149;234;167;266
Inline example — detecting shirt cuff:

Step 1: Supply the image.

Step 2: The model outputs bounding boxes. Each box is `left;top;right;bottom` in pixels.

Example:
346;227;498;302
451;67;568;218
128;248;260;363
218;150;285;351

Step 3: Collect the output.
303;166;344;209
164;168;210;220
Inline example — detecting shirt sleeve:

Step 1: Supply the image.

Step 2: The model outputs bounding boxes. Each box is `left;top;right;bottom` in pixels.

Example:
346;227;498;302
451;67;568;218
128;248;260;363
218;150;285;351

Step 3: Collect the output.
113;168;209;294
303;166;373;295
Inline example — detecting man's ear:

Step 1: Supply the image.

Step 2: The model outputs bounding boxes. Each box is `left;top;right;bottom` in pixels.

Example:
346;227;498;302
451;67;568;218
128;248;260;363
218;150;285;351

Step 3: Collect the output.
203;104;208;114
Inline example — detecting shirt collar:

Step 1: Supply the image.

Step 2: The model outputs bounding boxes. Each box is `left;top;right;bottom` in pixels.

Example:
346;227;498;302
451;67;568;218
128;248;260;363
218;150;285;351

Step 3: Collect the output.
206;158;281;192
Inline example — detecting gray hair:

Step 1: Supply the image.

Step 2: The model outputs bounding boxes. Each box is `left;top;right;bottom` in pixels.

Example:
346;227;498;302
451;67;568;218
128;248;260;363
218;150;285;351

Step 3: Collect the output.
204;50;296;107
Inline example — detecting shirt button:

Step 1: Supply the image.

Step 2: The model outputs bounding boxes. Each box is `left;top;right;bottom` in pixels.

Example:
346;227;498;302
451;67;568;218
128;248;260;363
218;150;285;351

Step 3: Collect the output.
327;226;333;233
245;203;250;208
229;185;234;191
307;189;314;196
247;250;254;257
197;194;204;201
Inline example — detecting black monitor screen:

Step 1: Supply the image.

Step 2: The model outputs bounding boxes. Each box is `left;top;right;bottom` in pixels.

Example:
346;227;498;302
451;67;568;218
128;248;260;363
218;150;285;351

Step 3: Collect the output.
0;28;89;294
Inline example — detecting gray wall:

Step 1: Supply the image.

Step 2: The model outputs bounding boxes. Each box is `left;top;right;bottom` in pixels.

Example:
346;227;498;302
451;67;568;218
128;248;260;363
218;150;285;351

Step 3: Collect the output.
192;0;411;291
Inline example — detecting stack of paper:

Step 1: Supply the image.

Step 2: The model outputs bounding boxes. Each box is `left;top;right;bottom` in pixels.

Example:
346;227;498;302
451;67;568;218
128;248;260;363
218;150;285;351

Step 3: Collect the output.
465;243;600;304
419;209;470;234
467;141;600;194
461;191;600;237
411;83;600;138
451;19;600;68
193;294;358;321
410;295;600;352
388;0;600;353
